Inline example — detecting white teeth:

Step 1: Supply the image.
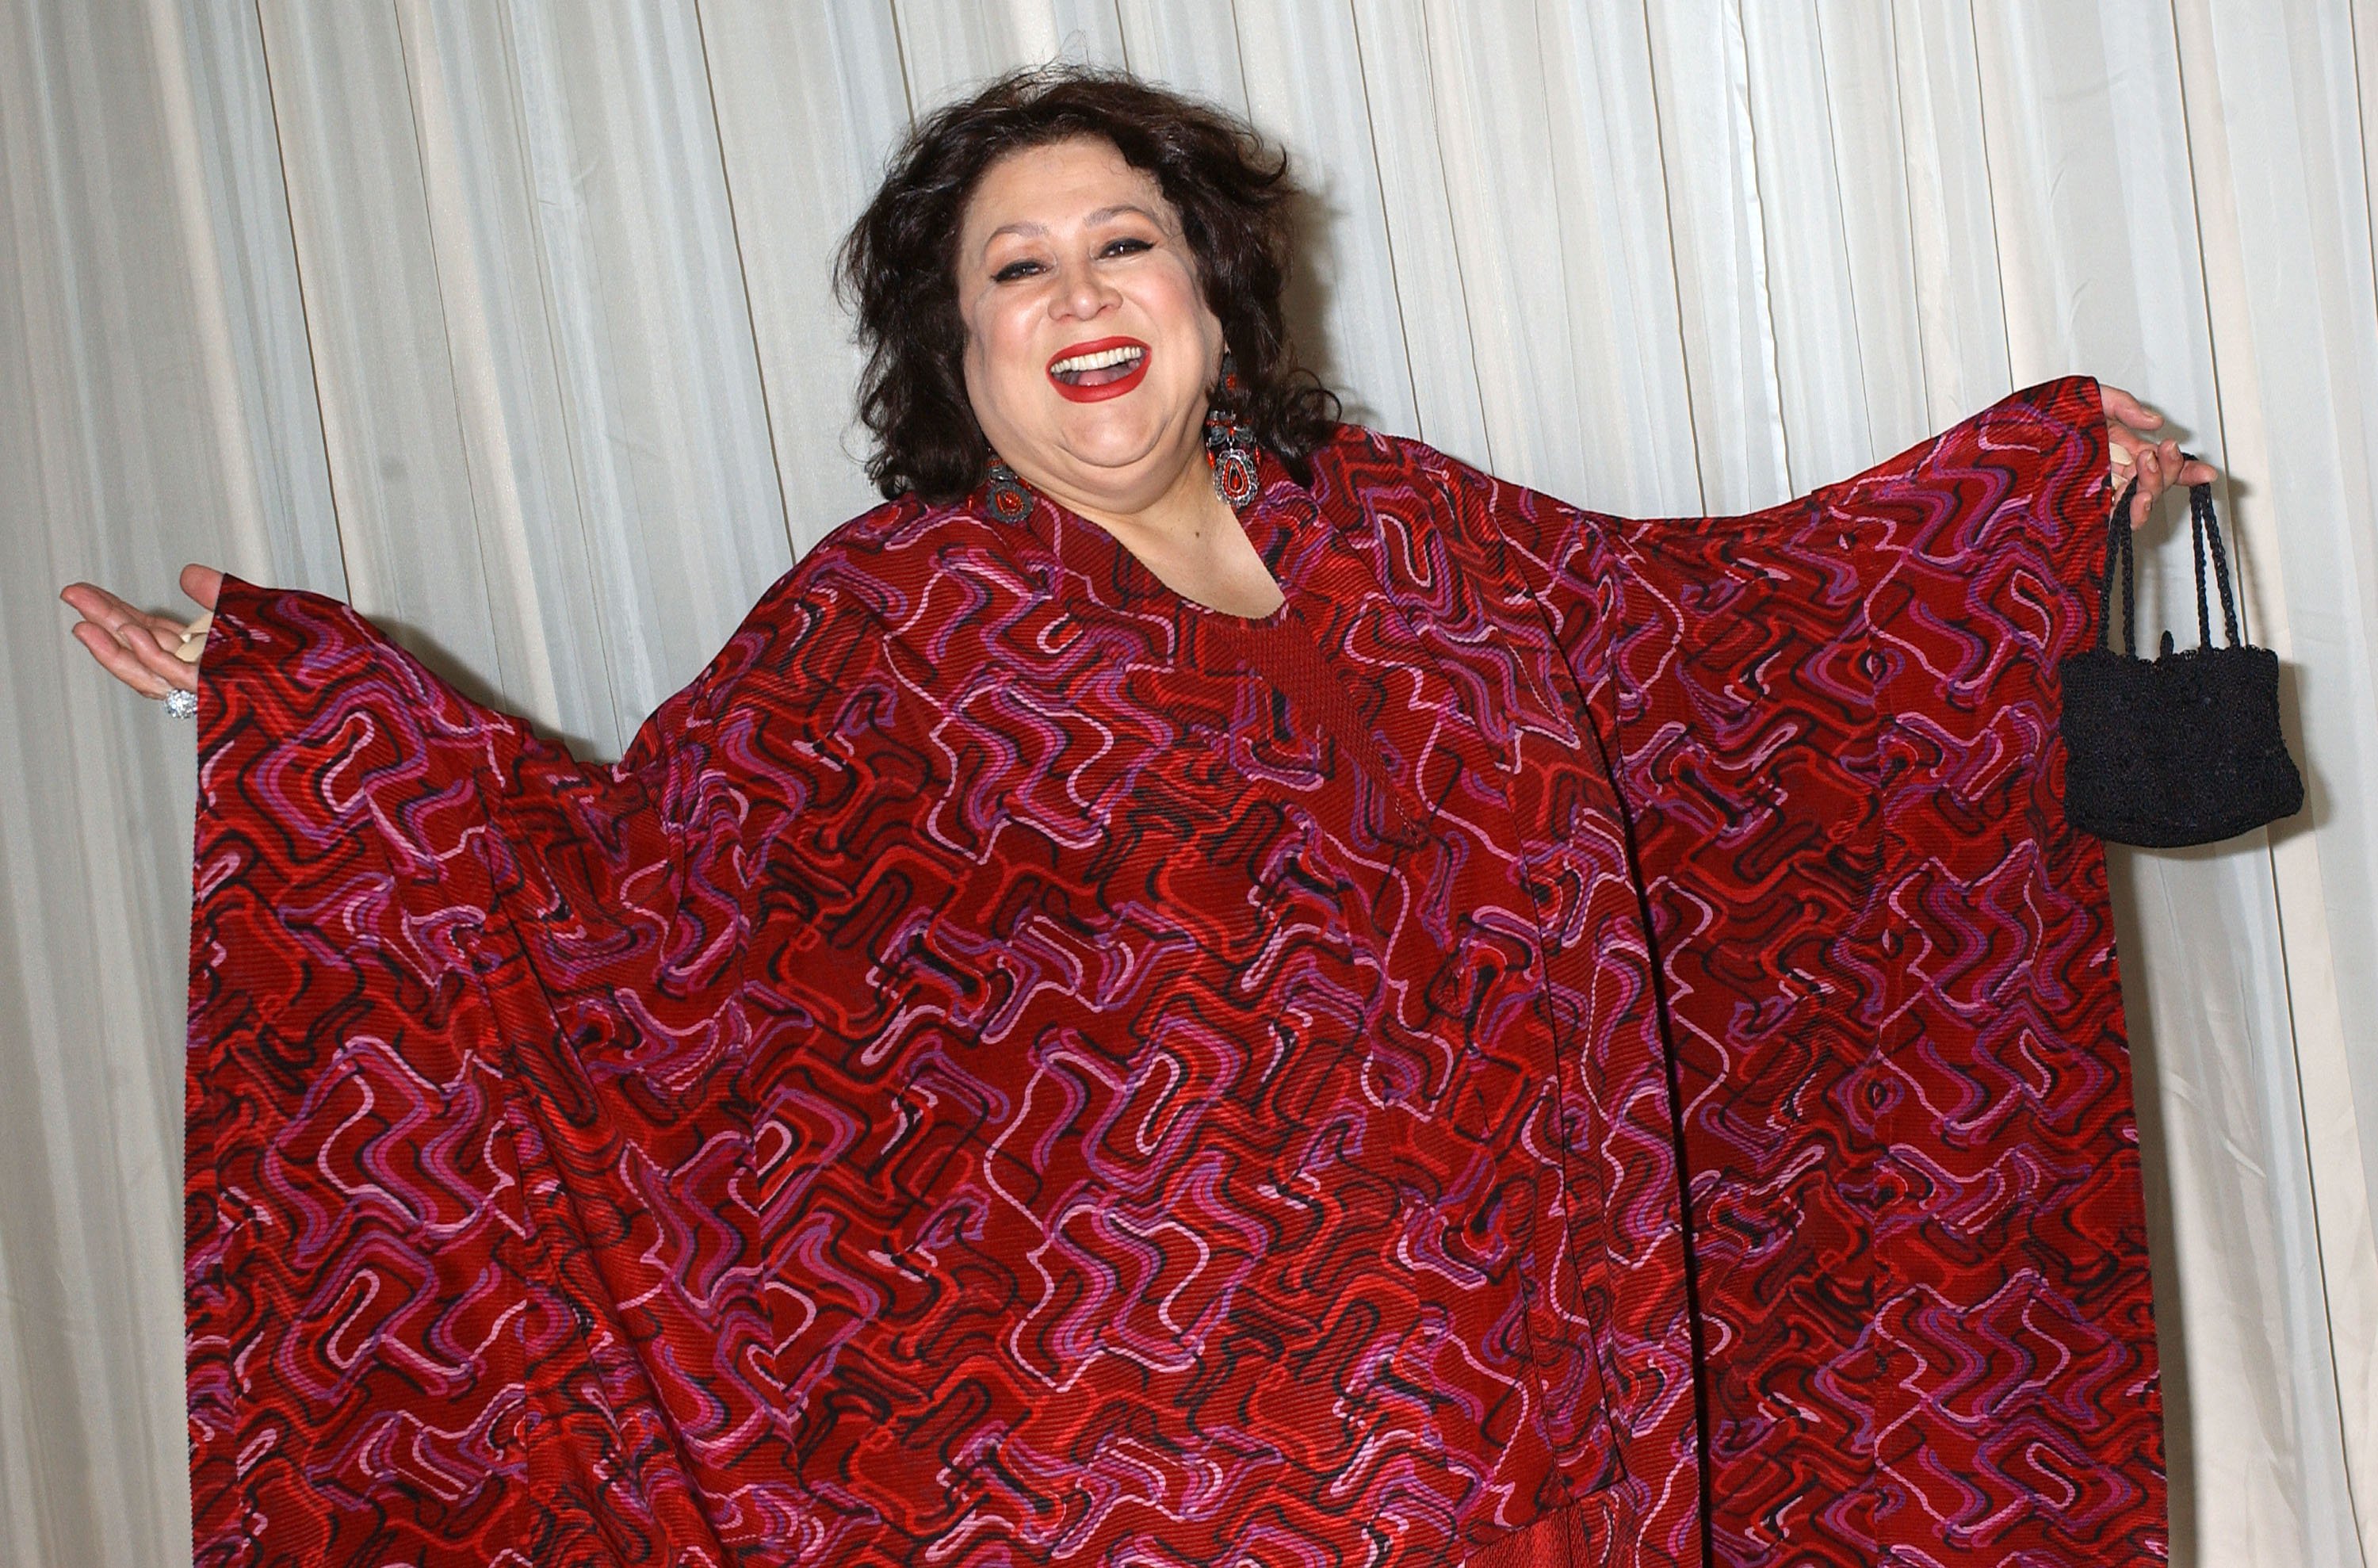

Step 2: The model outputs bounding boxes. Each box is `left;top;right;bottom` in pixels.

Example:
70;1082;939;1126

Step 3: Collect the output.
1051;345;1145;375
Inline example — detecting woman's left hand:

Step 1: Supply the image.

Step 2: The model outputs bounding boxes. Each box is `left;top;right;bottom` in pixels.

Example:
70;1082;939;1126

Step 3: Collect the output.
2102;384;2219;522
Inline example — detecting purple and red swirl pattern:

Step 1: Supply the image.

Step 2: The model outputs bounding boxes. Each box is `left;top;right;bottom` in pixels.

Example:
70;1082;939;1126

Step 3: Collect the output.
185;376;2158;1566
1490;374;2162;1566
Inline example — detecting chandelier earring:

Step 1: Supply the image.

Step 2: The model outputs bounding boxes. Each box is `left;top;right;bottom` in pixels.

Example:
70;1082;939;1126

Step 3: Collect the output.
1204;350;1259;511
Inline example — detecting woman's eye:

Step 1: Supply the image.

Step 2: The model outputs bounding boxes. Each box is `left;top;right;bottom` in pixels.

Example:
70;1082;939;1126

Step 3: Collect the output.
988;238;1149;283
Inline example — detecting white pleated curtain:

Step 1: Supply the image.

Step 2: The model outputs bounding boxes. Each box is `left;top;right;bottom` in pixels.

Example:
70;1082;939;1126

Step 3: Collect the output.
1;3;2371;1564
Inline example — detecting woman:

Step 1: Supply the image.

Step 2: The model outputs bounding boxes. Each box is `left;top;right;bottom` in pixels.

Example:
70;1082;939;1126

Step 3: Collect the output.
63;67;2206;1568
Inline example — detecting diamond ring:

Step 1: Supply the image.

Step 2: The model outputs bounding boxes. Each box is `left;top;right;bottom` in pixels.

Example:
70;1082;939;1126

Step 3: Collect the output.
162;687;197;720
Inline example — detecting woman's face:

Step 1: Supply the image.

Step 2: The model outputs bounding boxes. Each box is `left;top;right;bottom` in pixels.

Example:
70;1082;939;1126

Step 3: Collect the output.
956;136;1225;516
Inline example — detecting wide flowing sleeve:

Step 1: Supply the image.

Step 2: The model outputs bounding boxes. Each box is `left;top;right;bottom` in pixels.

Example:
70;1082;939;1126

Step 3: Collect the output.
182;573;794;1564
1486;376;2164;1567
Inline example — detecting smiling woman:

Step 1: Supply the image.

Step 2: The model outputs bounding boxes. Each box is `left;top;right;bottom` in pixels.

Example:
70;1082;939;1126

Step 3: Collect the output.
954;136;1265;610
59;62;2204;1568
832;70;1348;621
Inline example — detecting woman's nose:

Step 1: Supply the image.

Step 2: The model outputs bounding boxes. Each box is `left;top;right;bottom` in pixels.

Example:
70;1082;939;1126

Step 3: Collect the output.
1053;258;1118;320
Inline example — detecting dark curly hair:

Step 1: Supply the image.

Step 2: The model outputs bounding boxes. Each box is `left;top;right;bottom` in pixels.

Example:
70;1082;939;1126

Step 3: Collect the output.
835;65;1341;503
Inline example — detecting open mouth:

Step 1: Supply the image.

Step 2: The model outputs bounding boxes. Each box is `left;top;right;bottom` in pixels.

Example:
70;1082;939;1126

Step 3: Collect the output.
1046;337;1151;402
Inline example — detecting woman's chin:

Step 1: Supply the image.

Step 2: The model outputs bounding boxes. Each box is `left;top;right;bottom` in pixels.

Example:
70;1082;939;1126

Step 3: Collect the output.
1054;418;1190;483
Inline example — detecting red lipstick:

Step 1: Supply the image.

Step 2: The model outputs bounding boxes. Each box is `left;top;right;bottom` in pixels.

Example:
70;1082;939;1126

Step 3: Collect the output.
1046;336;1151;403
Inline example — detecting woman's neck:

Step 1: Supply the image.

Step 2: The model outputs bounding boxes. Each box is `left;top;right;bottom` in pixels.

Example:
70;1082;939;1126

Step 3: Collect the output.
1041;448;1286;619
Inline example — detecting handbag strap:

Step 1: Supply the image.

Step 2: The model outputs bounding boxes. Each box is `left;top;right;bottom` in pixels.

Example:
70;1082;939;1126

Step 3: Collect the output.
2189;476;2243;648
2100;478;2140;656
2096;460;2244;656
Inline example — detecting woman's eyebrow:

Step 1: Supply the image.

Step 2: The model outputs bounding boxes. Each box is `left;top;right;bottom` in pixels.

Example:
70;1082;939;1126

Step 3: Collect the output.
979;205;1165;260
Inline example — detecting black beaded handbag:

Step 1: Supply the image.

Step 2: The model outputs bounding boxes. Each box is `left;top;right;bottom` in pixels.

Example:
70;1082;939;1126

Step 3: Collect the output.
2059;471;2303;847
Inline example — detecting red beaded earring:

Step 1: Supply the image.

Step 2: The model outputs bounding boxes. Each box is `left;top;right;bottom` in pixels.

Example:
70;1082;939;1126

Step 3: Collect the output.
1204;352;1258;510
984;458;1032;524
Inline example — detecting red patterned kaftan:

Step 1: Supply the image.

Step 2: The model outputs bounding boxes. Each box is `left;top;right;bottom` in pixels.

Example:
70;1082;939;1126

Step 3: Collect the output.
184;376;2161;1566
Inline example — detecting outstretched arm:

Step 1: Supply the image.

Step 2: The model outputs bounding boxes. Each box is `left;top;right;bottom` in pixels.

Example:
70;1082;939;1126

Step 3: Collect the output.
65;385;2202;702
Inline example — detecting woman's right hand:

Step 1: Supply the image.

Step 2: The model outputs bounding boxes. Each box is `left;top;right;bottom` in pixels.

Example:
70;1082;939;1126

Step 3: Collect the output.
59;564;224;699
